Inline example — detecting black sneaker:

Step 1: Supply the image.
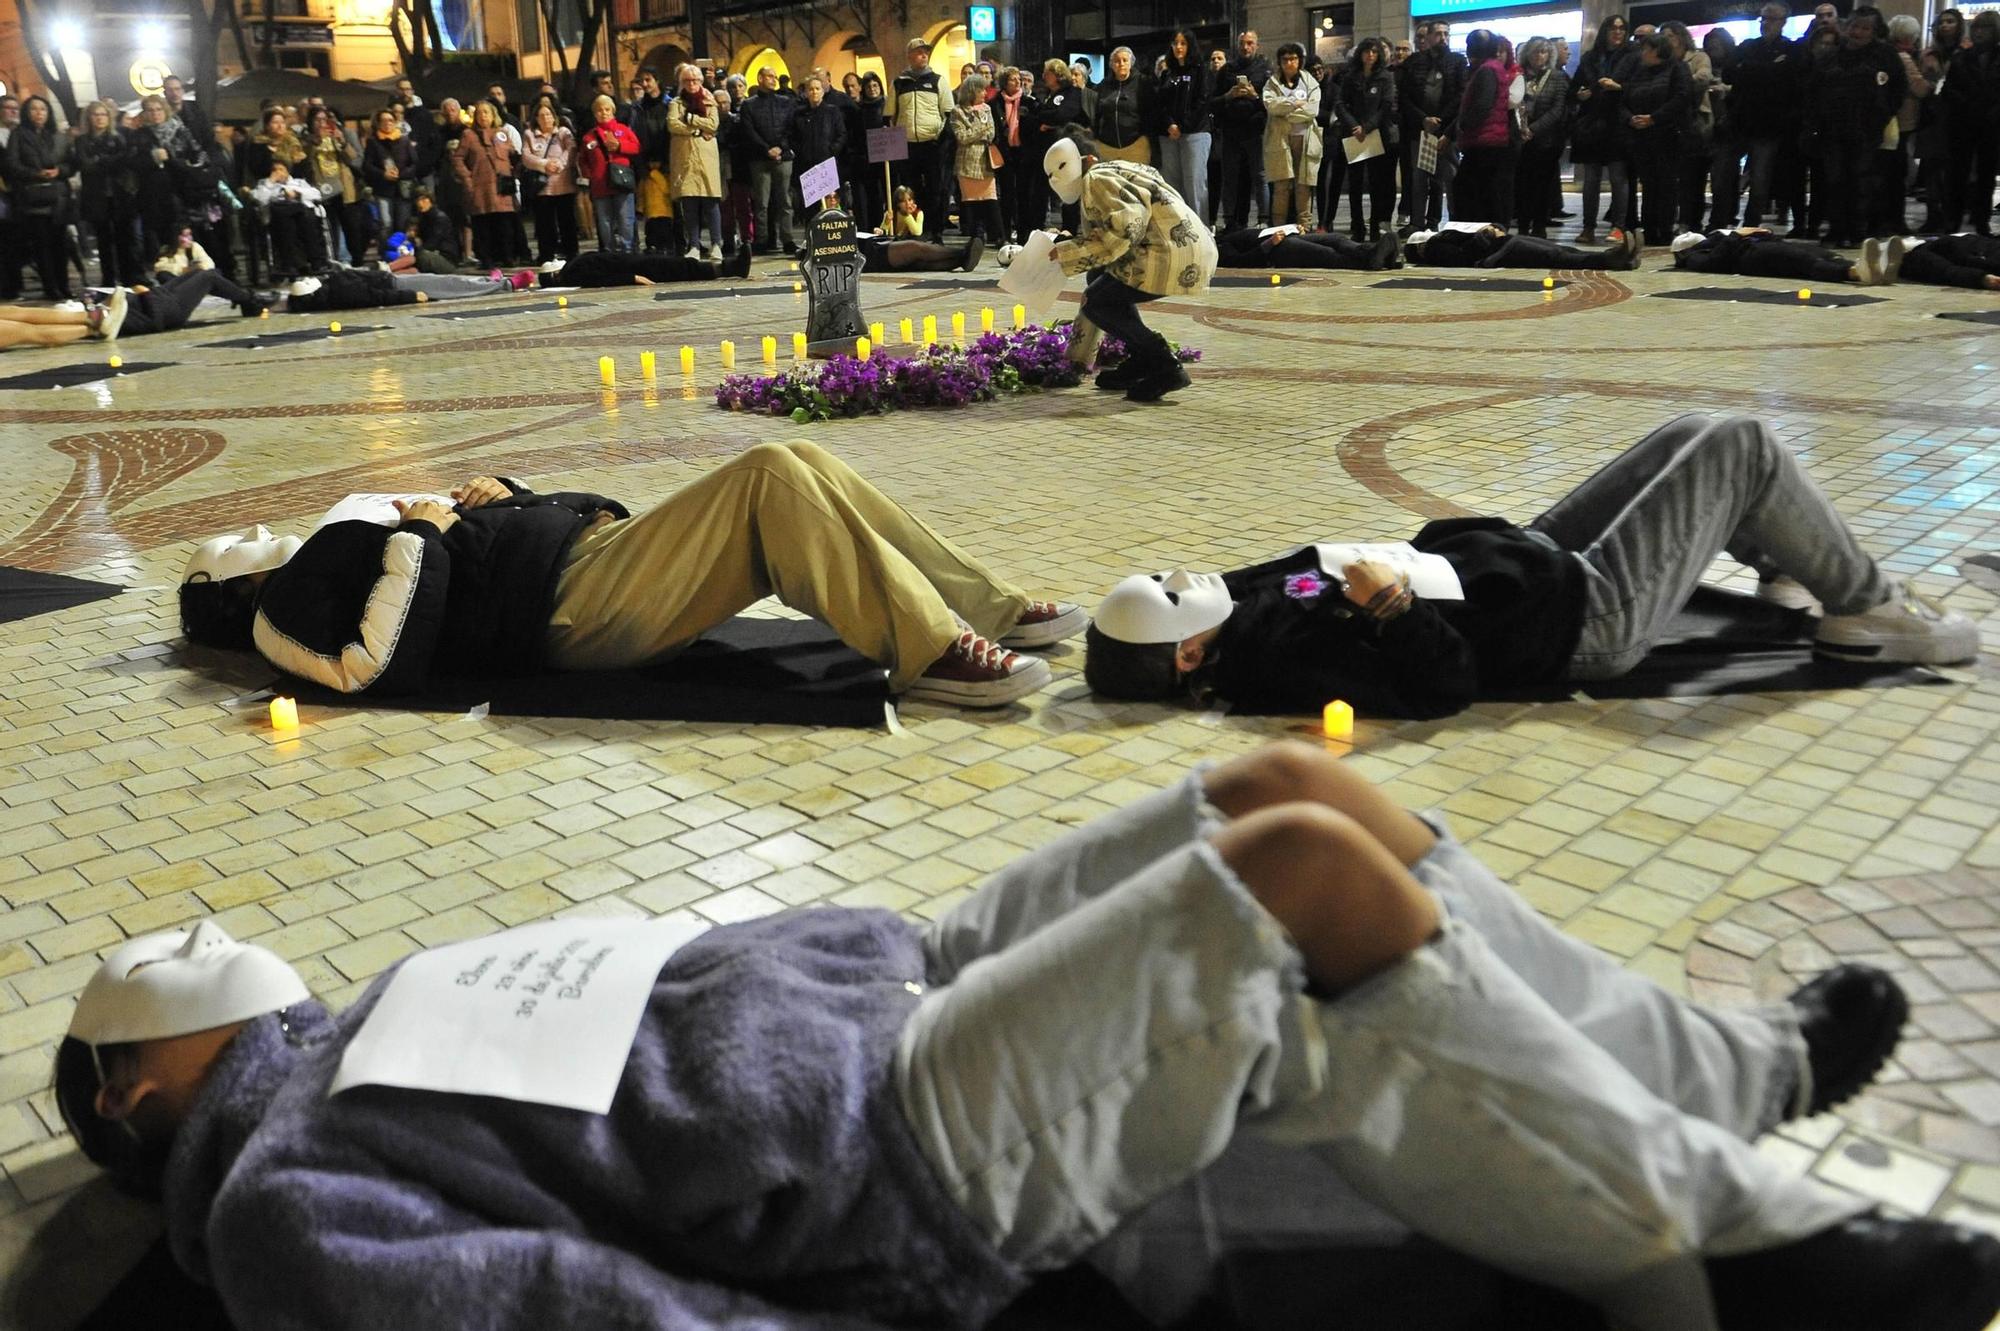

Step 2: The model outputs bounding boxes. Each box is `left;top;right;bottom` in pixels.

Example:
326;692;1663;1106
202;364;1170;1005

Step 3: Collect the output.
959;235;985;271
1785;963;1908;1118
720;248;752;280
1708;1213;2000;1331
1125;361;1191;402
1368;233;1401;270
1094;358;1144;391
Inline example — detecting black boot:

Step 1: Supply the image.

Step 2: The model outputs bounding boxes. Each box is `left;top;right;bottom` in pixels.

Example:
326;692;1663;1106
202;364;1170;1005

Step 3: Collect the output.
1784;963;1907;1118
1123;346;1190;402
1708;1213;2000;1331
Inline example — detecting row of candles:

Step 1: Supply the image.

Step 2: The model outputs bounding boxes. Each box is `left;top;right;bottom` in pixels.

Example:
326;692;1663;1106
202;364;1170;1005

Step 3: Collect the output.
594;304;1032;386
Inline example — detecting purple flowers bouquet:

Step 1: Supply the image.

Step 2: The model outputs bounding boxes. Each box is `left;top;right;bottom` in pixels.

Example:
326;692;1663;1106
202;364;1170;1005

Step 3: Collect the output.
714;323;1199;423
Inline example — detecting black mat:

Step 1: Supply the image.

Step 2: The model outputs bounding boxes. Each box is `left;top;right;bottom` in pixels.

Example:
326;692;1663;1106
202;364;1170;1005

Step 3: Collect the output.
1649;286;1885;308
0;566;123;624
1938;309;2000;326
1212;273;1308;287
650;286;781;301
1492;585;1951;703
418;300;595;319
198;325;388;348
1372;276;1567;291
892;277;999;289
0;361;170;390
285;616;891;727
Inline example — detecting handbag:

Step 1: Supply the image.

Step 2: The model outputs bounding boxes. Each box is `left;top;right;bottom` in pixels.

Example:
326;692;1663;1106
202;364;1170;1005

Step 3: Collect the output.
987;142;1005;170
606;162;637;192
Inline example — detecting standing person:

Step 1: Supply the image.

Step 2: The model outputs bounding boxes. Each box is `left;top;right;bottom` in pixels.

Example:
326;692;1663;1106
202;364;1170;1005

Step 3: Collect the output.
1625;33;1693;247
3;96;76;301
303;107;370;265
1881;17;1931;237
740;65;799;255
1728;3;1801;229
991;67;1032;249
1570;15;1632;243
431;99;473;258
717;85;756;256
667;64;723;260
1810;10;1904;249
1514;38;1570;236
1945;12;2000;235
75;101;142;288
1043;128;1216;402
1400;20;1466;230
0;96;21;301
1263;43;1323;230
453;100;520;267
1213;29;1271;230
890;37;951;241
578;95;641;254
1335;37;1400;240
792;75;848;228
1205;47;1228;224
1093;46;1153;166
850;73;889;233
132;97;207;262
1664;22;1719;238
1027;60;1086;233
363;108;418;253
521;102;578;263
1918;11;1969;231
631;69;676;252
949;74;1000;247
1703;29;1743;228
1454;29;1515;225
1155;31;1212;227
1073;59;1099;123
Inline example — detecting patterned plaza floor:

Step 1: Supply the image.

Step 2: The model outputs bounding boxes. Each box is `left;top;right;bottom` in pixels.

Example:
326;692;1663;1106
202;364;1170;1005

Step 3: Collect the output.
0;244;1996;1324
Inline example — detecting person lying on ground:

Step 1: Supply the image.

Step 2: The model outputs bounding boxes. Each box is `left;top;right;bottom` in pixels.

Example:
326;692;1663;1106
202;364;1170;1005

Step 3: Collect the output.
1858;234;2000;291
0;292;126;351
1671;228;1868;284
1215;223;1404;270
55;740;2000;1331
176;442;1084;709
1405;222;1643;270
536;248;755;286
1086;413;1980;718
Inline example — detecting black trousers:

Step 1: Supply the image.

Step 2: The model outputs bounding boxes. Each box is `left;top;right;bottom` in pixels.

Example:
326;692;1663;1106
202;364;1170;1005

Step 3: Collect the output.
1629;131;1680;244
1901;233;2000;288
997;157;1032;244
123;268;254;335
1348;152;1396;232
1218;229;1376;269
1516;142;1563;234
1079;269;1168;365
24;212;72;299
471;212;511;265
543;251;716;286
1678;237;1850;283
1816;136;1873;245
86;201;145;287
266;202;325;275
533;194;579;262
1217;134;1264;230
1481;234;1626;270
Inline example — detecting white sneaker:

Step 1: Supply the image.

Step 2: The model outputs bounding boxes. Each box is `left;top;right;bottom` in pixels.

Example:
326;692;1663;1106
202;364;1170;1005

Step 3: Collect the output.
1755;576;1820;613
684;246;700;260
1815;582;1980;665
1857;238;1886;286
903;628;1052;707
1885;235;1912;285
94;289;128;341
700;246;718;262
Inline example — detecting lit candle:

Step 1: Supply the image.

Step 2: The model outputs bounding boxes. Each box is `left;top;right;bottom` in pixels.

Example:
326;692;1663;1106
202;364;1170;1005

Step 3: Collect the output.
950;311;965;340
1542;276;1555;290
678;345;695;375
269;696;299;732
108;355;122;369
1322;700;1354;740
793;331;807;359
598;355;615;386
855;337;872;361
899;317;914;344
1797;288;1812;300
328;321;342;333
1270;273;1281;285
922;314;937;346
869;321;884;345
259;307;269;319
1012;303;1026;330
556;296;568;308
720;340;736;369
640;350;657;379
980;307;995;332
793;280;803;292
761;335;777;365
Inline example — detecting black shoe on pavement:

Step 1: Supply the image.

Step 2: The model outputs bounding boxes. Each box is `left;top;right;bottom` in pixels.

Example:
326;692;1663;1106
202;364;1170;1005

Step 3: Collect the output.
1785;963;1907;1118
1707;1213;2000;1331
959;235;985;271
1125;361;1191;402
720;248;752;280
1368;232;1401;270
1094;357;1144;391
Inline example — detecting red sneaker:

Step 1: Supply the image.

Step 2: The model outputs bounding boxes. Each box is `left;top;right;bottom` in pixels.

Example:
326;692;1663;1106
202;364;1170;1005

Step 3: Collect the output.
905;628;1051;708
999;600;1086;649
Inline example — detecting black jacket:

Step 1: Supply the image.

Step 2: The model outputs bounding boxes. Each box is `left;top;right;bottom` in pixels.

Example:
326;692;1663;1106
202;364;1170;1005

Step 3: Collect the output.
1399;46;1467;136
1026;83;1085;147
1726;35;1801;134
1946;44;2000;140
414;202;460;261
1335;65;1399;143
739;89;798;161
1155;58;1211;135
1211;56;1271;140
75;130;135;216
1809;39;1905;143
792;100;848;169
1093;74;1151;149
1623;57;1693;142
4;122;73;215
252;480;629;695
1206;520;1587;719
632;93;672;167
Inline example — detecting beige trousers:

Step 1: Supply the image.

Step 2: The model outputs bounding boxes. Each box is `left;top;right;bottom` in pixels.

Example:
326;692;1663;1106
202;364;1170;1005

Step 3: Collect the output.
545;441;1032;689
1095;138;1152;165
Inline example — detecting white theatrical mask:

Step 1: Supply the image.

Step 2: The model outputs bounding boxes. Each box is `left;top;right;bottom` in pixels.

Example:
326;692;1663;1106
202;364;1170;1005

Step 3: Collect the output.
1044;137;1086;204
181;525;302;585
68;922;309;1047
1093;570;1235;644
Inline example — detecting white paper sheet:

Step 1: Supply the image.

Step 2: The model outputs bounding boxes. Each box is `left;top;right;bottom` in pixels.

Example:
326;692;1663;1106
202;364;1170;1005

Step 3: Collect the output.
316;493;457;529
1257;224;1304;240
798;155;841;206
330;915;709;1114
1310;542;1465;601
996;229;1069;320
1341;129;1385;164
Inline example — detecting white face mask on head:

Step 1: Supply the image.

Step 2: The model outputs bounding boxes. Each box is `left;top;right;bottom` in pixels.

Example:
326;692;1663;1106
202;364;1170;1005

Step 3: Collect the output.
1093;570;1235;644
1044;138;1086;203
181;525;302;586
68;922;309;1048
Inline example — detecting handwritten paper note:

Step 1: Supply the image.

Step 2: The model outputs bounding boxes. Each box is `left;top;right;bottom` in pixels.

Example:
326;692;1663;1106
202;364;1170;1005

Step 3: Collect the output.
316;493;456;528
997;229;1068;320
330;916;709;1113
1310;542;1465;600
798;155;842;205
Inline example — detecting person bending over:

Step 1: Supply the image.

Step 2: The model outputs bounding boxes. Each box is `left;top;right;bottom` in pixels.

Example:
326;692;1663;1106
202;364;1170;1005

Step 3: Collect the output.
54;742;2000;1331
1042;126;1217;402
248;163;330;280
1670;228;1868;285
537;247;755;287
1215;223;1403;271
1086;414;1979;718
0;291;126;351
1406;223;1643;271
1857;233;2000;292
177;443;1084;709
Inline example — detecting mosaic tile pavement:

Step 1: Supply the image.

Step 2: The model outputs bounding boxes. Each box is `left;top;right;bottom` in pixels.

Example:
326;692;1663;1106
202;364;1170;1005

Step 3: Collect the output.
0;244;1997;1325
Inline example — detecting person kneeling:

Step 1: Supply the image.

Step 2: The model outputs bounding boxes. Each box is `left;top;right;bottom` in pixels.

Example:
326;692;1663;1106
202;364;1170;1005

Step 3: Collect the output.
54;742;2000;1331
1086;414;1979;718
177;442;1083;709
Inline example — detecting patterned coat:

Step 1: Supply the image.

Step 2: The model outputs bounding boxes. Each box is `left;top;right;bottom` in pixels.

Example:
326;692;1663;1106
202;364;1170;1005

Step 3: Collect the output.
1052;159;1217;297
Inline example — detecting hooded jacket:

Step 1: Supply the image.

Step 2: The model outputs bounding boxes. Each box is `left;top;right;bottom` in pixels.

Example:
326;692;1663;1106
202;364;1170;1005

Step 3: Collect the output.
252;479;626;695
161;908;1025;1331
889;65;949;143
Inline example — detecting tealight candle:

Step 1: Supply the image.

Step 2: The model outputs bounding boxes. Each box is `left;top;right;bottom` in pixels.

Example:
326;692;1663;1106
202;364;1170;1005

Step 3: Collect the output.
1542;276;1555;290
720;340;736;369
259;308;269;318
556;296;568;308
1322;700;1354;740
1012;303;1026;329
869;321;884;345
108;355;122;369
922;314;937;345
793;280;804;293
793;331;807;359
269;696;299;731
328;321;342;333
761;335;777;364
678;345;694;375
598;355;615;386
1797;288;1812;300
640;350;657;379
980;307;994;332
951;311;966;339
899;317;914;343
855;336;872;361
1270;273;1281;285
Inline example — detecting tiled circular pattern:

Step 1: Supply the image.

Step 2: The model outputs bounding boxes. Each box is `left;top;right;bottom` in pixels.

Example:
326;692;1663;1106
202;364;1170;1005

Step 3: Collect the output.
1689;870;2000;1168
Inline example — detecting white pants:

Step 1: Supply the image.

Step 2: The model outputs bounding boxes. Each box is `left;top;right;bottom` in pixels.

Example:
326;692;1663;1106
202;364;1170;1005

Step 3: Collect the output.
895;773;1867;1331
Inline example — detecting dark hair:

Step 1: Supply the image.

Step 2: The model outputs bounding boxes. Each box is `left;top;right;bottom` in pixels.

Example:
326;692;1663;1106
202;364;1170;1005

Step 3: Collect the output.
178;574;259;650
1593;14;1627;52
1349;36;1391;73
1465;28;1500;62
54;1037;171;1197
860;71;885;99
1275;41;1306;63
1055;121;1100;158
1168;29;1201;66
1659;20;1693;53
1638;31;1674;58
1083;624;1186;701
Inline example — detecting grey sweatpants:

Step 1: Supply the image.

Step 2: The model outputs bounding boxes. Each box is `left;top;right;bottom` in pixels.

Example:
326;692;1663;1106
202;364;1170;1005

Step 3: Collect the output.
896;772;1867;1331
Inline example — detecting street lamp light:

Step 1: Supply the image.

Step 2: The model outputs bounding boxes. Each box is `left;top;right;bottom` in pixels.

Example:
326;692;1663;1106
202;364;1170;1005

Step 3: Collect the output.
48;18;85;50
136;19;169;49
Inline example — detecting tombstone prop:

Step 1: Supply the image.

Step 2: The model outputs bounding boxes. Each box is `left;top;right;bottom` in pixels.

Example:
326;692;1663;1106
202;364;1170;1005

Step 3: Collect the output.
803;207;867;357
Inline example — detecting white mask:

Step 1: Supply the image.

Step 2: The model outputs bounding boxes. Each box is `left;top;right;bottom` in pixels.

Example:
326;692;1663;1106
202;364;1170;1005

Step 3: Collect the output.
1044;138;1086;204
68;922;309;1048
1093;570;1235;644
1670;231;1706;253
181;525;302;585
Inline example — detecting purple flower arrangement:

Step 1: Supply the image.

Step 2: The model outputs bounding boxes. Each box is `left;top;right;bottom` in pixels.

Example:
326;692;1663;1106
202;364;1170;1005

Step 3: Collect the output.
714;323;1201;423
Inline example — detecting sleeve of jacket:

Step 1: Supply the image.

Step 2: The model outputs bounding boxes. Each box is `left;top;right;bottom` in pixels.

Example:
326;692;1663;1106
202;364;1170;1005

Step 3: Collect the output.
252;520;451;696
1053;169;1147;275
487;476;631;522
